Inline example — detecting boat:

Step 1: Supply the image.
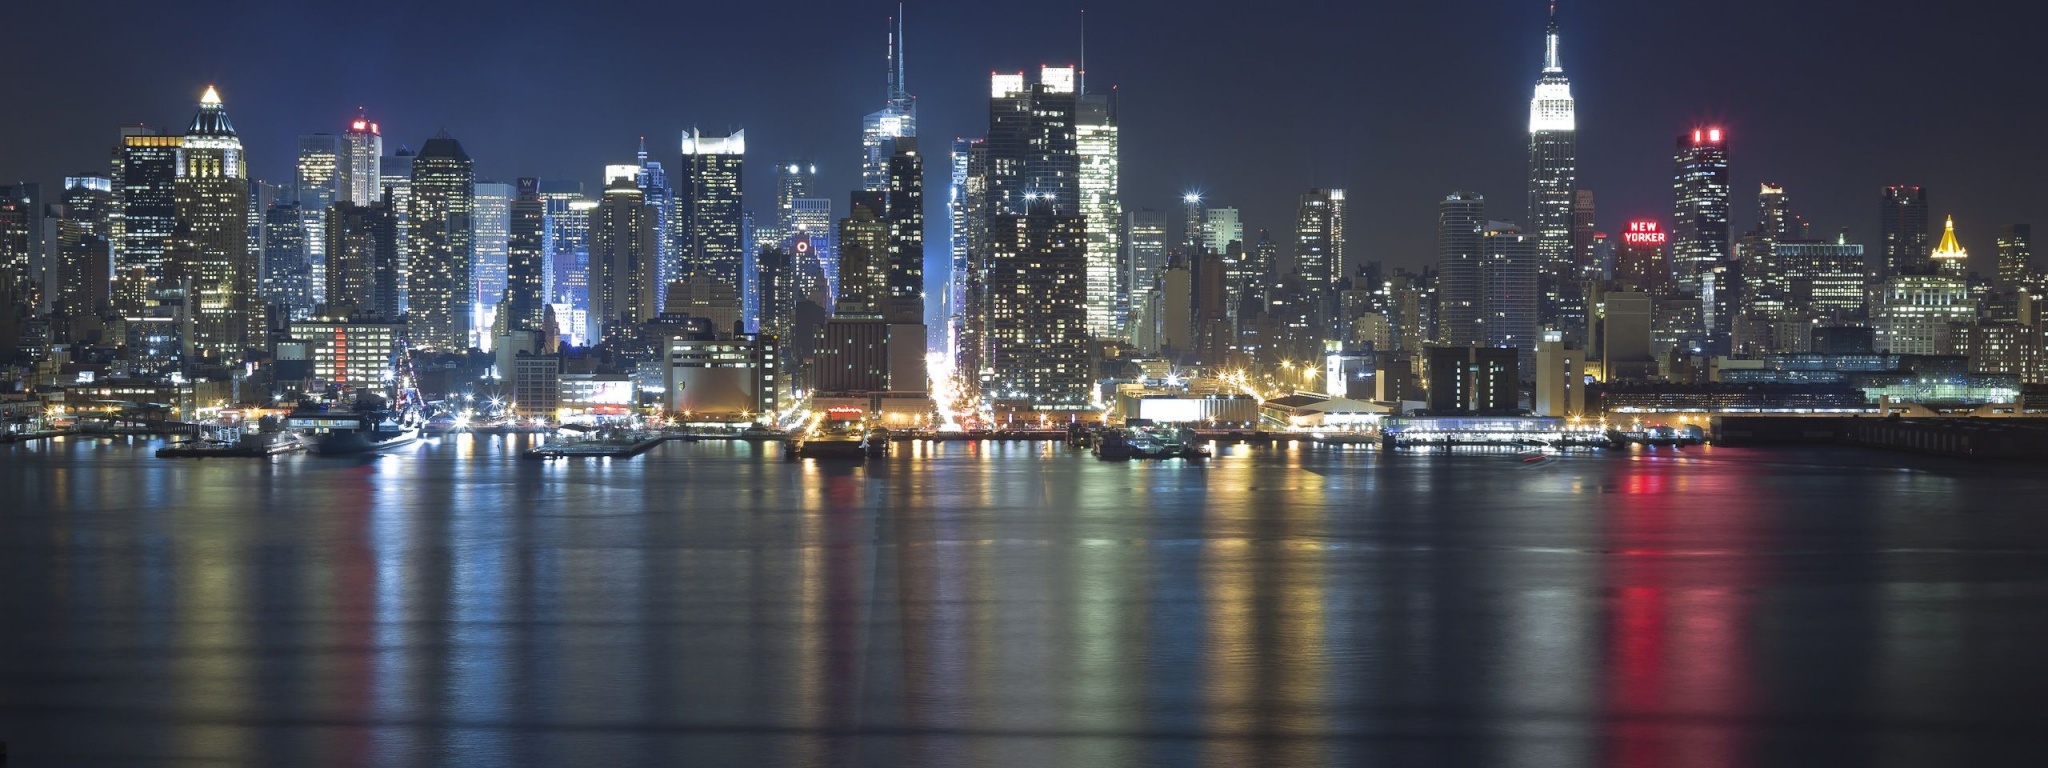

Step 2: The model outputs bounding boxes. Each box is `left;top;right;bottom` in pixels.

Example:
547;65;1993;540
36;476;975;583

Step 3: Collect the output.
157;416;304;458
287;396;423;455
788;407;872;460
1095;420;1210;460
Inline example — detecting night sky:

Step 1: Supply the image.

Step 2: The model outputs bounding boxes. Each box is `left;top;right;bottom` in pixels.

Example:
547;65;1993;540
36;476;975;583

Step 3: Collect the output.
5;0;2042;278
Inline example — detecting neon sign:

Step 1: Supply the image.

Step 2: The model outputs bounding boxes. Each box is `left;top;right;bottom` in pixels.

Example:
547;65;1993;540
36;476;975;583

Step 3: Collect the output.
1622;220;1666;246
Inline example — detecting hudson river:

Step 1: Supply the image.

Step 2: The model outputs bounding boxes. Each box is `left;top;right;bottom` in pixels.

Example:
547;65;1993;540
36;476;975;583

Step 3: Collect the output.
4;436;2046;766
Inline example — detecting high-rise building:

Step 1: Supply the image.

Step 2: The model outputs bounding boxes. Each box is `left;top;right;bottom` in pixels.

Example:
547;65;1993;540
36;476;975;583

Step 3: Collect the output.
835;194;890;317
113;126;180;312
325;200;399;320
885;139;924;324
1435;192;1487;345
1480;222;1540;367
297;133;343;306
171;86;257;358
409;131;475;351
1672;127;1731;291
986;67;1079;215
54;176;115;325
1997;224;2033;288
1;188;37;350
1873;273;1971;355
472;180;513;337
342;113;383;205
1124;207;1167;351
379;146;415;311
983;196;1090;409
790;197;835;304
1614;220;1672;294
1077;89;1122;340
1880;185;1931;279
1570;190;1597;280
1779;236;1867;321
1527;4;1579;330
679;129;745;297
1204;207;1242;257
861;10;916;193
771;162;816;248
589;176;658;340
1930;216;1969;279
630;138;678;308
506;178;552;334
261;203;310;318
1296;189;1346;319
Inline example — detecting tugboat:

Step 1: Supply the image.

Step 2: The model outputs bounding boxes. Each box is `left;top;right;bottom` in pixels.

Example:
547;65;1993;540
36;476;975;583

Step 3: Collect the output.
287;394;423;455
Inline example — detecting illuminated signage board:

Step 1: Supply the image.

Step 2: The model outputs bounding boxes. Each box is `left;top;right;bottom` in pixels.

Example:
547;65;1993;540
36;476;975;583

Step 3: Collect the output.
1622;220;1667;246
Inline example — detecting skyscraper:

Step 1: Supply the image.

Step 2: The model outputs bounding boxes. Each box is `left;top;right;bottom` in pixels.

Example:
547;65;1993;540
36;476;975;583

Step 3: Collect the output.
1527;3;1578;321
169;86;256;358
1672;127;1731;291
409;131;475;351
986;67;1079;215
790;197;835;305
54;176;114;325
1480;222;1540;367
1435;192;1486;345
861;10;916;193
380;146;415;311
679;128;745;297
506;178;552;334
261;203;310;318
1296;189;1346;318
1124;207;1167;351
1880;185;1931;278
1570;190;1597;280
342;113;383;205
589;175;657;340
297;133;343;307
984;196;1090;408
1997;224;2033;288
472;180;513;336
1076;88;1122;340
1930;216;1969;279
113;126;179;313
631;138;678;308
771;162;816;248
885;139;924;324
325;200;399;320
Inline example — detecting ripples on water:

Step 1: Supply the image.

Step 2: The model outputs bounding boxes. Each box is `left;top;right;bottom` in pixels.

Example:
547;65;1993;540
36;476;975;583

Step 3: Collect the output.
3;436;2047;767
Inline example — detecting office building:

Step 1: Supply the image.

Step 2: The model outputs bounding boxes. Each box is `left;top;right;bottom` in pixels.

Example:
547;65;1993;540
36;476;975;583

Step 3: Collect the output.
589;176;658;340
1997;225;2033;289
379;146;414;311
1424;344;1519;414
471;181;513;336
1672;128;1730;290
1534;335;1585;416
261;203;310;318
342;113;382;204
861;11;916;193
1435;192;1487;345
986;67;1079;214
1873;274;1972;355
324;200;400;320
113;126;180;312
1613;219;1672;294
505;178;552;334
983;196;1090;408
172;86;257;358
53;176;115;326
1077;89;1122;339
1297;189;1346;317
288;317;403;391
297;132;343;306
885;139;924;324
1480;222;1540;367
1880;185;1931;278
679;129;745;297
1527;4;1579;332
408;131;475;351
1930;216;1969;279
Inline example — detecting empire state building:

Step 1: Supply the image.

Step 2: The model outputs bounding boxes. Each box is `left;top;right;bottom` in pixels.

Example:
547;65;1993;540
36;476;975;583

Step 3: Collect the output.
1526;3;1579;338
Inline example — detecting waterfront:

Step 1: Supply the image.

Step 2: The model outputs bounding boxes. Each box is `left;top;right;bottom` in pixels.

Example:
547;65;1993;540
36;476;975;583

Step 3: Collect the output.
3;436;2047;767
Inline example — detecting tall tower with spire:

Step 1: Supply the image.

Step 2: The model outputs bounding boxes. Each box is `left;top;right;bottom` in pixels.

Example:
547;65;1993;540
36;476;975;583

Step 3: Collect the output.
1527;2;1580;338
172;85;258;358
861;6;916;192
1931;216;1969;279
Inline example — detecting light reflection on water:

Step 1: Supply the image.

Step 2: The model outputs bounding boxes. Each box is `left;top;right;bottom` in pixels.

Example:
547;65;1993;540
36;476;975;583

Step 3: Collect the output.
3;436;2047;767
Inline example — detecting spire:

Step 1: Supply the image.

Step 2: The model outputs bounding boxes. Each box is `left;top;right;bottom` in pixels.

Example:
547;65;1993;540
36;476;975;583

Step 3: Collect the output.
200;84;221;106
885;9;900;101
1079;9;1088;95
187;84;236;136
896;4;907;98
637;135;648;163
1934;216;1967;257
1543;2;1563;73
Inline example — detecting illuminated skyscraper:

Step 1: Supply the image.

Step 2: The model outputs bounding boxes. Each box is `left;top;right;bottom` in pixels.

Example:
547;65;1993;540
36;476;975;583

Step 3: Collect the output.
835;194;890;317
342;112;383;205
1124;207;1167;351
54;176;114;325
1527;3;1578;327
113;125;179;312
589;175;657;340
472;180;513;339
1880;185;1931;278
1930;216;1969;279
630;138;677;308
862;10;917;193
984;197;1091;408
790;197;835;305
987;67;1079;214
261;203;310;318
1296;189;1346;318
1435;192;1487;345
171;85;257;358
885;139;924;324
680;128;745;296
506;178;552;334
1997;224;2033;289
769;161;816;248
1077;89;1122;339
1672;127;1731;291
1480;222;1540;367
297;133;343;306
409;131;475;351
379;146;414;310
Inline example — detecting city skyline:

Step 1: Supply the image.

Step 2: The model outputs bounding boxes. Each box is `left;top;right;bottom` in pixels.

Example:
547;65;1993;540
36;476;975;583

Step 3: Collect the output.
4;1;2042;277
